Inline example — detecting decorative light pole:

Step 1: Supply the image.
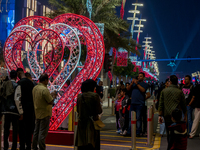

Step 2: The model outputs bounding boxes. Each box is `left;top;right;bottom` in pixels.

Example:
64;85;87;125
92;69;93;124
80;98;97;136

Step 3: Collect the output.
142;37;152;68
86;0;92;19
134;18;146;51
127;2;143;39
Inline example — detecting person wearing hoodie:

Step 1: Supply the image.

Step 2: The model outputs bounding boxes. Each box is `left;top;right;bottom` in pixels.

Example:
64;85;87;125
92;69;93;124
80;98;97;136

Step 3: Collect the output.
168;109;187;150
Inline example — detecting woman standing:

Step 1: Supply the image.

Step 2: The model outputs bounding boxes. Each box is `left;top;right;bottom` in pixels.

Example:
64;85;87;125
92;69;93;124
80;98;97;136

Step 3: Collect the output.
75;79;102;150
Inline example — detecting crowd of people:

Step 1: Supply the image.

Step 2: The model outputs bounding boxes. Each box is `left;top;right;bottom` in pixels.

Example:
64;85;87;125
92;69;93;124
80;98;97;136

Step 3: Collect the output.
1;68;200;150
115;72;151;136
157;74;200;149
114;73;200;150
0;68;57;150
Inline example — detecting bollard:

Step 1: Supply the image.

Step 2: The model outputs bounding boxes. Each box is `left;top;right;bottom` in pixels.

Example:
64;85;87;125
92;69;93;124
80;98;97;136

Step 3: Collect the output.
147;105;154;146
130;111;137;150
153;99;156;112
112;97;115;116
108;93;110;108
74;112;78;150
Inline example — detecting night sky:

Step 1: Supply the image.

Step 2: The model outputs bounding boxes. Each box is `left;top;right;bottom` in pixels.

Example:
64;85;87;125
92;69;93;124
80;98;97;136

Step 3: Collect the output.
116;0;200;82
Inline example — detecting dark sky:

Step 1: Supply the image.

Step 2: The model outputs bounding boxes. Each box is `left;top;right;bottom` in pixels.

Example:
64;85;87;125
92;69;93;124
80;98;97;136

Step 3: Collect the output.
116;0;200;82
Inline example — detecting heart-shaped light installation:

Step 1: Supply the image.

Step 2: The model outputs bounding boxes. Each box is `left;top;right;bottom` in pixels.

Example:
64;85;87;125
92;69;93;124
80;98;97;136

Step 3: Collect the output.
3;14;105;130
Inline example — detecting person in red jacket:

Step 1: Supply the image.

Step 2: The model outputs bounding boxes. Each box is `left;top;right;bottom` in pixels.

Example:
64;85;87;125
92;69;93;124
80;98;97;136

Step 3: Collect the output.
168;109;187;150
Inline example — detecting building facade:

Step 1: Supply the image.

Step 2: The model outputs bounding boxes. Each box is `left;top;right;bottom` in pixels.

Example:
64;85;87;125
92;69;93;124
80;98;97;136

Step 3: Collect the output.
0;0;52;45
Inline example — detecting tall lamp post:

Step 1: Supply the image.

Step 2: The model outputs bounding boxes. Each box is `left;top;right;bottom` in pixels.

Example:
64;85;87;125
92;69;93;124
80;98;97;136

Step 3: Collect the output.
127;2;143;39
134;18;146;51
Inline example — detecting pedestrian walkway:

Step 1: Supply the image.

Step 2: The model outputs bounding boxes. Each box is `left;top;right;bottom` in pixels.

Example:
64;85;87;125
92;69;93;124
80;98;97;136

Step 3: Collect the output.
99;96;161;150
159;136;200;150
0;97;160;150
100;130;160;149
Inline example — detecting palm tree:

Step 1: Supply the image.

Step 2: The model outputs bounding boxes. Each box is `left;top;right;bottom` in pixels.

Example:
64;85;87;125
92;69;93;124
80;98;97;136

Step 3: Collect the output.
47;0;141;54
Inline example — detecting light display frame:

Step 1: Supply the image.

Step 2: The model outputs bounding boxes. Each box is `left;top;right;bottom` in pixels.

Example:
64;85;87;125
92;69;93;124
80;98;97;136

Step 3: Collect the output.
3;13;105;130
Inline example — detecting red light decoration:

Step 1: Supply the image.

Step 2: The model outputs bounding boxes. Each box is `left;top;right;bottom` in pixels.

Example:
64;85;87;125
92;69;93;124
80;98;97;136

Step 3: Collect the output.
117;51;128;66
3;14;105;130
108;71;113;82
113;47;117;64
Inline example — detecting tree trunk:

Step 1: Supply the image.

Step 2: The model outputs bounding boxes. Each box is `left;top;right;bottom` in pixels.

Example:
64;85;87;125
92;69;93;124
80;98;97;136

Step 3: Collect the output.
119;76;121;84
113;74;116;88
123;76;126;83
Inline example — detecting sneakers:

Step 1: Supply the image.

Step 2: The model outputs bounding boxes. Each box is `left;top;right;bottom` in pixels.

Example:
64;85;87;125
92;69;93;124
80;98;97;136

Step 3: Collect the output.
120;130;127;135
189;136;193;139
116;129;122;134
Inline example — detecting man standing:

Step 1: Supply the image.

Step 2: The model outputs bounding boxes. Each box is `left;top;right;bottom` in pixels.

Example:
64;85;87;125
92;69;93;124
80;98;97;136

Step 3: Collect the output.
181;75;194;134
2;70;19;150
16;68;35;150
127;72;148;136
156;78;169;137
96;81;104;99
189;84;200;138
158;75;186;150
32;74;57;150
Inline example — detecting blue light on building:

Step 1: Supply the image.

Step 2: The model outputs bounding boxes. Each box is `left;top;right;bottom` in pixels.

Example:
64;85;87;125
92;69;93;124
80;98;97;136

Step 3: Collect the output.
0;0;15;45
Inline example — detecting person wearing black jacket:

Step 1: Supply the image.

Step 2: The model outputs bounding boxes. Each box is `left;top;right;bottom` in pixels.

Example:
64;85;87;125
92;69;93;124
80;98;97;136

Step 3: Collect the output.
2;70;19;150
96;81;103;99
16;68;35;150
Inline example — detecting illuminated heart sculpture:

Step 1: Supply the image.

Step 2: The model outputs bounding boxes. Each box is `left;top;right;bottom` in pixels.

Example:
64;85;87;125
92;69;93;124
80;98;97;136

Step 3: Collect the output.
3;14;105;130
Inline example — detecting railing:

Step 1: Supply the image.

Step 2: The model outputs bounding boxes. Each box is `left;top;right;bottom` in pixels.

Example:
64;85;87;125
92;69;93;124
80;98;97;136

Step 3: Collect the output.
147;105;154;146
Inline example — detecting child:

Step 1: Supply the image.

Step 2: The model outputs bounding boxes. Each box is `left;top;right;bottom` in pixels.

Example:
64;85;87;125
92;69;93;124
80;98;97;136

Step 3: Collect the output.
118;89;129;135
115;94;123;133
168;109;187;150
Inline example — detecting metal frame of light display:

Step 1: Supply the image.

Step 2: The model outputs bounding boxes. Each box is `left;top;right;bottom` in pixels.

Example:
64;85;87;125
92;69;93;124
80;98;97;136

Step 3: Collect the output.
117;50;128;67
3;13;105;130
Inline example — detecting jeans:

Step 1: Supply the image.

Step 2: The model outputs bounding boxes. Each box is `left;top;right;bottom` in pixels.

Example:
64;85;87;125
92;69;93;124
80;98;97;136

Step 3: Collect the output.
187;105;194;133
19;111;35;150
160;117;166;135
115;111;120;130
32;116;50;150
128;104;144;135
142;106;147;134
4;114;19;150
122;110;129;131
165;121;173;150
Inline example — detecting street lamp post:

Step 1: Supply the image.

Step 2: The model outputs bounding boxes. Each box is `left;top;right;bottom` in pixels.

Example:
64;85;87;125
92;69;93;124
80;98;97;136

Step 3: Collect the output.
134;18;146;52
142;37;153;68
127;1;143;39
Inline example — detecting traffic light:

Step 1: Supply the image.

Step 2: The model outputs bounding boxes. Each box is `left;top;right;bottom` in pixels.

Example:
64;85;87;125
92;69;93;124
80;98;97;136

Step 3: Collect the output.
104;54;112;72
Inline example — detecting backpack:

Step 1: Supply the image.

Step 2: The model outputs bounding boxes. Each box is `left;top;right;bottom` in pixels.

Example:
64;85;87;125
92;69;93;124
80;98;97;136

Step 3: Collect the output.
2;80;18;113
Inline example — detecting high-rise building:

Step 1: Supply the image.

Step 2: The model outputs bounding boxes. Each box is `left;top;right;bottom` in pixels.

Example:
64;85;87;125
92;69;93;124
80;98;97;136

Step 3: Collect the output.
0;0;52;45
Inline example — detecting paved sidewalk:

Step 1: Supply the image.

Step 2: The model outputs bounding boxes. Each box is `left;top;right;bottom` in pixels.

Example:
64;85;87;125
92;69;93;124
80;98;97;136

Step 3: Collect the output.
159;136;200;150
1;97;159;150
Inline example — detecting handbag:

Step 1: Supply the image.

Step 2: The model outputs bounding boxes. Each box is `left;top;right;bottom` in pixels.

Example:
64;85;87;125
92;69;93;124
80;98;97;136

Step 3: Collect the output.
82;94;105;130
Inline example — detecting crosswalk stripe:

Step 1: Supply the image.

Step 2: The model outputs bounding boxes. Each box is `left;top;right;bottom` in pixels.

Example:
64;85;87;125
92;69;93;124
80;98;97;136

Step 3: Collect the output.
101;138;147;144
101;134;147;140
